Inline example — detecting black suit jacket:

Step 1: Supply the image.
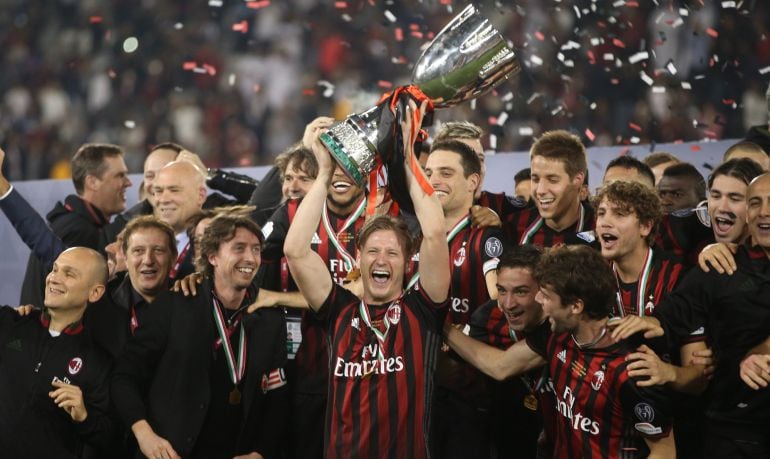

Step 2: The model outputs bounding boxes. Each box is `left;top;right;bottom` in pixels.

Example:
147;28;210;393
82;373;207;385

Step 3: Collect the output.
111;279;288;458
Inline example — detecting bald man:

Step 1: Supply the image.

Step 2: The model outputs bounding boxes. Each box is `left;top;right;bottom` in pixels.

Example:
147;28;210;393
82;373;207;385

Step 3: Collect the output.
152;161;207;280
0;247;114;457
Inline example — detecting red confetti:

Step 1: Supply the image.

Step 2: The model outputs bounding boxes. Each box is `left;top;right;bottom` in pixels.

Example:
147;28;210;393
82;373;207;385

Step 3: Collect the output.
488;116;497;125
232;20;248;33
626;0;639;6
628;122;642;132
534;31;545;41
107;69;117;79
394;28;403;42
253;84;261;93
334;1;347;7
587;50;596;64
246;0;270;9
612;38;626;48
183;61;197;70
610;78;620;85
706;28;718;38
722;98;735;105
377;80;393;89
585;128;596;142
440;0;452;4
302;88;316;96
203;63;217;76
426;32;435;40
690;145;702;152
410;31;424;39
89;16;103;24
410;24;420;31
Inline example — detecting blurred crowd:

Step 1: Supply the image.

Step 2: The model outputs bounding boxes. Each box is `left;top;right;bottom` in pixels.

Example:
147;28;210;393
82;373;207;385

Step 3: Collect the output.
1;0;769;181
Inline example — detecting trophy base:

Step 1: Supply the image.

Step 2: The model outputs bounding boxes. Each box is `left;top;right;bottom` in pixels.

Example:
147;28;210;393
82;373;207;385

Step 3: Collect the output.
320;116;378;187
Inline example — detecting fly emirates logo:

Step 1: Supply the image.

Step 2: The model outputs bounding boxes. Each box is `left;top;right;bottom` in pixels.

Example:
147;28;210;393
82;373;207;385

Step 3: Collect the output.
333;343;405;378
554;384;600;435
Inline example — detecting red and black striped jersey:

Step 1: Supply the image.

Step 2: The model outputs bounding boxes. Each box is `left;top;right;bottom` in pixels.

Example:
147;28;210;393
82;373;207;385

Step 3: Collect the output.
526;328;673;459
468;299;515;350
447;222;504;324
477;190;518;217
503;201;596;248
656;209;714;267
613;249;687;318
319;282;447;459
260;198;367;394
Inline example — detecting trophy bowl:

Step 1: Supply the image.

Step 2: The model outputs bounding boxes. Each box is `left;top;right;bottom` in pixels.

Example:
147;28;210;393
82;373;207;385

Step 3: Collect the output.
320;3;521;189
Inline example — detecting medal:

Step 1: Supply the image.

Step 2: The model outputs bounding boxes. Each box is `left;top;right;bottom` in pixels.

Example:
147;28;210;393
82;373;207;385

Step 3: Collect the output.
523;393;538;411
229;386;241;405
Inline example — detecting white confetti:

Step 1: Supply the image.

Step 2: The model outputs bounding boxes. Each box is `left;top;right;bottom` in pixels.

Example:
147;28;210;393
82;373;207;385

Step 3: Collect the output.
124;120;136;129
489;134;497;149
612;0;625;6
564;59;575;68
679;8;689;16
672;17;684;28
603;53;614;61
519;126;534;136
384;10;396;23
681;81;692;89
590;102;597;110
640;71;654;86
530;55;543;66
666;60;678;75
174;22;183;30
573;5;581;18
317;80;335;98
557;52;566;62
496;112;509;126
590;37;603;46
341;14;352;22
628;51;649;64
470;99;476;110
561;40;581;50
758;66;770;75
721;1;736;8
630;136;640;144
208;0;223;6
228;74;236;86
652;86;666;93
501;92;514;102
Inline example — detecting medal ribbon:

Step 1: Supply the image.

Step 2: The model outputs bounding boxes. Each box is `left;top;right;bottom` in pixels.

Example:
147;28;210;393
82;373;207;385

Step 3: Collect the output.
406;215;471;289
212;297;247;385
613;247;654;317
358;299;392;361
520;202;586;245
169;242;190;280
322;197;366;272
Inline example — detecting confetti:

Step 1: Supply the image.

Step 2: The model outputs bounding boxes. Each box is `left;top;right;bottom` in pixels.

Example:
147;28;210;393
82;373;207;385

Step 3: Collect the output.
561;40;581;50
470;99;476;110
690;145;702;151
394;28;403;41
174;22;183;30
630;136;640;144
603;53;614;61
208;0;223;6
183;61;197;70
89;16;103;24
123;37;139;53
535;31;545;41
496;112;509;126
253;84;261;93
640;71;653;86
318;80;335;98
628;51;649;64
759;66;770;75
679;8;689;16
232;21;249;33
334;1;347;7
203;63;217;76
377;80;393;89
530;55;543;66
228;74;236;86
124;120;136;129
302;88;316;96
651;86;666;93
612;38;626;48
671;17;684;28
489;134;497;150
681;81;692;90
585;128;596;142
666;60;677;75
384;10;396;23
721;1;736;7
246;1;270;9
628;122;642;132
519;126;534;136
706;28;719;38
501;92;514;102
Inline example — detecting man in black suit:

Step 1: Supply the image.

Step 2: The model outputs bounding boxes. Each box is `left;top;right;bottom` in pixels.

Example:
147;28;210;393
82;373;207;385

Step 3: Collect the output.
112;214;287;459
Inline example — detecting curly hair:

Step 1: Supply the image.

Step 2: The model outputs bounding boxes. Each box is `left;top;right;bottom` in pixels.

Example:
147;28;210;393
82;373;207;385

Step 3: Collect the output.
593;180;662;246
195;214;263;279
534;245;615;320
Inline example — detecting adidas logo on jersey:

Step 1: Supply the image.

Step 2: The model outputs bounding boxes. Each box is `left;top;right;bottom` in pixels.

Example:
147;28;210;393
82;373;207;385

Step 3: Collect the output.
311;232;322;245
557;349;567;363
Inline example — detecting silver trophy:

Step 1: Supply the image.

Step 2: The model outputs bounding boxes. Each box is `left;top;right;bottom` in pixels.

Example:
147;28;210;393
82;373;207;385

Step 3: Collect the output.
320;4;520;187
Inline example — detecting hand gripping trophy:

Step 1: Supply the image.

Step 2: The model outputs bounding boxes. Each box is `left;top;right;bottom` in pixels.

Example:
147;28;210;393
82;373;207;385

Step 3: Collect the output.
319;4;520;214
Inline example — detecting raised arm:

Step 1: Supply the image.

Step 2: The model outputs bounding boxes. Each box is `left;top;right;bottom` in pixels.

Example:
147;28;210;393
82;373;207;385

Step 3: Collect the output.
401;101;449;303
283;117;336;311
0;147;67;266
444;323;545;381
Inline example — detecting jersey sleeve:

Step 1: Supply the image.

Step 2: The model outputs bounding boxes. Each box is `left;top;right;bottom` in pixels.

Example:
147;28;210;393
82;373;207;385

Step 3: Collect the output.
479;228;505;275
653;268;712;345
620;375;673;438
316;282;359;330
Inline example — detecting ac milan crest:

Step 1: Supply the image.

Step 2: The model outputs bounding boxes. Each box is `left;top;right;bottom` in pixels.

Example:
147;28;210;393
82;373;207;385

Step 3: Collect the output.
386;304;402;325
68;357;83;375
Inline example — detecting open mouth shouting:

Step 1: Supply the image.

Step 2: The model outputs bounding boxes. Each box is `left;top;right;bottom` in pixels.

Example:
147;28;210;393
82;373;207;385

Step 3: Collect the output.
371;269;391;286
332;180;352;193
712;212;737;237
599;232;619;250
